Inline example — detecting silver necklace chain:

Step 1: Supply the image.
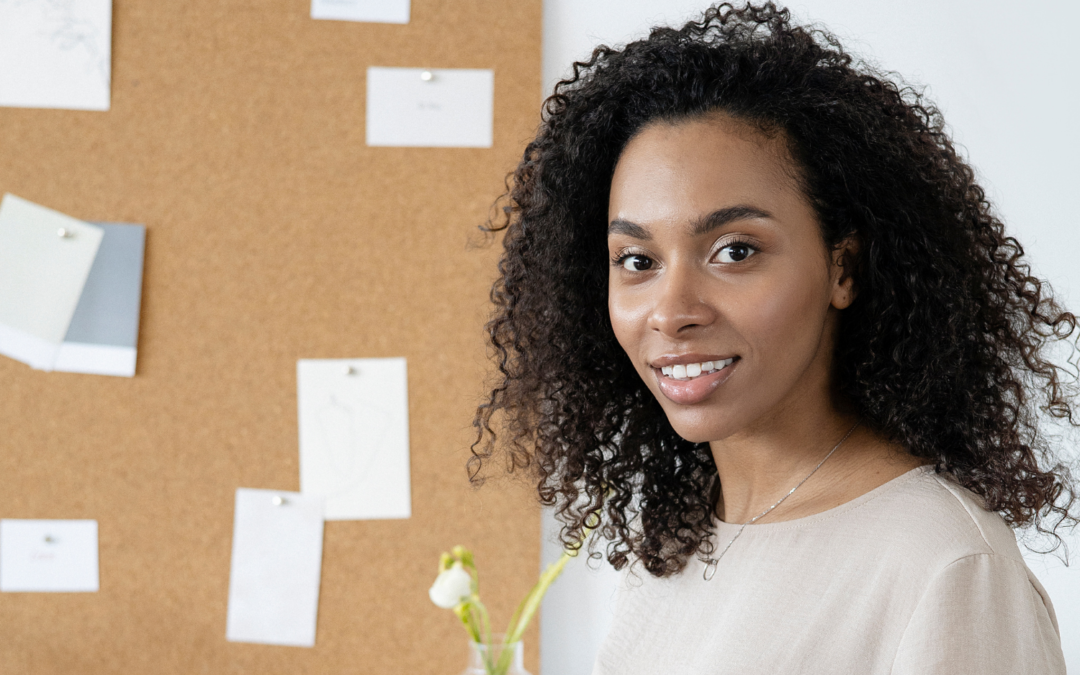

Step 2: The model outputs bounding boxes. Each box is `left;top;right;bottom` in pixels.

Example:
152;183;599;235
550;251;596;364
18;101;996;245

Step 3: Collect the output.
702;421;860;581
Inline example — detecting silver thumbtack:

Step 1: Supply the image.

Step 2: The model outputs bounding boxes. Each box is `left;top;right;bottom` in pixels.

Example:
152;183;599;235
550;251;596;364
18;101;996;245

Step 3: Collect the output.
57;228;73;238
420;70;434;82
343;365;356;375
272;495;286;506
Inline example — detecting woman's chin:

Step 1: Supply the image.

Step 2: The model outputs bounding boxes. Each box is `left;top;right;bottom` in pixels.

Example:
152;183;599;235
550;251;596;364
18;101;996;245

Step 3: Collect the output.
662;412;732;445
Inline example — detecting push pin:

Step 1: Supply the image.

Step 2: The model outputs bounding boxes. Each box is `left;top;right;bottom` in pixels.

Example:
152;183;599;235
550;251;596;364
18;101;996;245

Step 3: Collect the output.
343;365;356;375
420;70;434;82
272;495;286;506
44;535;56;544
57;227;73;238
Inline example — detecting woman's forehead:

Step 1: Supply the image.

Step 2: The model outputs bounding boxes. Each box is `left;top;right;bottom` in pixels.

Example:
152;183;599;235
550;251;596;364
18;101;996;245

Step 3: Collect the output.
608;116;806;230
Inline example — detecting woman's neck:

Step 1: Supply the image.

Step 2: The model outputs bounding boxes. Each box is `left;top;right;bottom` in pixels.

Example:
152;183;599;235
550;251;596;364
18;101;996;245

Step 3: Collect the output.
709;412;924;524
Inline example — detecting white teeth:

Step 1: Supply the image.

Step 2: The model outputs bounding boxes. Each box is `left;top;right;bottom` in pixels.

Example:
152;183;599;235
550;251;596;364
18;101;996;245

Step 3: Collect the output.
662;358;736;380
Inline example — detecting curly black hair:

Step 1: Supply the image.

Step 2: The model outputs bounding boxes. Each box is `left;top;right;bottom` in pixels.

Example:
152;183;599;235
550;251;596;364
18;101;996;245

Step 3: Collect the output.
471;2;1079;577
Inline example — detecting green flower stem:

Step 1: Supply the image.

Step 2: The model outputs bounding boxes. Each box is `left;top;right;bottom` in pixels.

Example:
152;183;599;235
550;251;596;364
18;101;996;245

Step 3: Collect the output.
507;519;597;644
523;555;569;641
473;596;494;668
490;519;598;675
440;511;605;675
485;551;574;675
454;602;481;642
469;567;493;651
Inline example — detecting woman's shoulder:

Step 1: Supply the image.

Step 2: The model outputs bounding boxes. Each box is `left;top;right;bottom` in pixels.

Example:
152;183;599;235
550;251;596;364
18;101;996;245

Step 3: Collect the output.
601;466;1064;675
881;470;1065;672
860;465;1026;565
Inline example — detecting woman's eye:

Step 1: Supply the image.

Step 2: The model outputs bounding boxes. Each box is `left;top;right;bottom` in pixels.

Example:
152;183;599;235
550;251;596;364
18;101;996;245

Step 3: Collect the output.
716;243;756;264
621;255;653;271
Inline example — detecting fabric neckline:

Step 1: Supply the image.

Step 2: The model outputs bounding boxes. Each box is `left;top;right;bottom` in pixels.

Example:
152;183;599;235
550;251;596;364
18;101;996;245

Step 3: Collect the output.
711;464;935;535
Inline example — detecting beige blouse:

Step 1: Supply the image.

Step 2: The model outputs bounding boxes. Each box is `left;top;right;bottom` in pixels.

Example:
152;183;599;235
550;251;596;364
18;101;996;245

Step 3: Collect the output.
592;466;1065;674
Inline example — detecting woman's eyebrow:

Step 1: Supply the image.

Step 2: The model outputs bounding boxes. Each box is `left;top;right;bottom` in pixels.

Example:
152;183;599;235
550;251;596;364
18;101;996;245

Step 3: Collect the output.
608;206;772;240
691;205;772;235
607;219;651;240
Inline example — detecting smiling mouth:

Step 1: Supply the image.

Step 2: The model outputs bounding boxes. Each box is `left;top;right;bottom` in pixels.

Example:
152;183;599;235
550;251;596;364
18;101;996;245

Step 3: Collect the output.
659;357;737;380
652;356;740;405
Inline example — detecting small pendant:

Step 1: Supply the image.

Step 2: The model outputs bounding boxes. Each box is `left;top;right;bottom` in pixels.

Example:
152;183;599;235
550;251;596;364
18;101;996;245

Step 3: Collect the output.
703;557;718;580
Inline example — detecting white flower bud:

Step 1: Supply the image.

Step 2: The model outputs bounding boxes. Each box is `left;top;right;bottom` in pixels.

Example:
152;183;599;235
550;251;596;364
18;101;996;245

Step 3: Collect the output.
428;562;472;609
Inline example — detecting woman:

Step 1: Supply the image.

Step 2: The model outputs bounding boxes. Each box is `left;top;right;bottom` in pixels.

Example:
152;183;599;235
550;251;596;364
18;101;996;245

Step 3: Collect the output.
473;3;1075;672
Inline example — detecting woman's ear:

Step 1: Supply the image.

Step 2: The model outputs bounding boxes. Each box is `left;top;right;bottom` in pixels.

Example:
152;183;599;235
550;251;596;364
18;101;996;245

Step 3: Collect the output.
830;236;859;310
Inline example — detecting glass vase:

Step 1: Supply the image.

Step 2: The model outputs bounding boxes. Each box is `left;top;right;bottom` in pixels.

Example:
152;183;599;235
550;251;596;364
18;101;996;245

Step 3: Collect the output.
460;638;531;675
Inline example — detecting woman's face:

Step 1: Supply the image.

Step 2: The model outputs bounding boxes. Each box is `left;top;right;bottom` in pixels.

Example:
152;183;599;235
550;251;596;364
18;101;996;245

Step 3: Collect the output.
607;116;853;443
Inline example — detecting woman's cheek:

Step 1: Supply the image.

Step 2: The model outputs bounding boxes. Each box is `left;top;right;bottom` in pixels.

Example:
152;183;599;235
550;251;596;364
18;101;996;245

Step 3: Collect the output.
730;268;827;375
608;294;642;357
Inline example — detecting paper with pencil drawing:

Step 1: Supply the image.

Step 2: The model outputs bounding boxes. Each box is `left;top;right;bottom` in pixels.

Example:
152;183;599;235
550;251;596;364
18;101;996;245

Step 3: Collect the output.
0;0;112;110
298;358;412;520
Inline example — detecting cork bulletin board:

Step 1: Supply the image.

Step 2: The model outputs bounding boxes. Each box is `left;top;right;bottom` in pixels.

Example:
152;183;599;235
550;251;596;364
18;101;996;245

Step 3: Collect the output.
0;1;542;672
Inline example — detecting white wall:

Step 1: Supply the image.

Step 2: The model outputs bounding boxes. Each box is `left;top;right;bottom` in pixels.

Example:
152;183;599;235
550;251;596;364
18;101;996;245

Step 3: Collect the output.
539;1;1080;673
539;510;620;675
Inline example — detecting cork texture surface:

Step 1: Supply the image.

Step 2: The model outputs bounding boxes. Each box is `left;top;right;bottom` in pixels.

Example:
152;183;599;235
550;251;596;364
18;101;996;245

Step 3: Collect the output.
0;1;543;671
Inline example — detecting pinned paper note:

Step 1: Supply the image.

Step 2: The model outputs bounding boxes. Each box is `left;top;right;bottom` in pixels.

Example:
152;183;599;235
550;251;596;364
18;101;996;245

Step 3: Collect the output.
226;489;325;648
311;0;409;23
298;358;412;520
0;0;112;111
0;194;104;371
54;222;146;377
366;67;494;147
0;520;99;592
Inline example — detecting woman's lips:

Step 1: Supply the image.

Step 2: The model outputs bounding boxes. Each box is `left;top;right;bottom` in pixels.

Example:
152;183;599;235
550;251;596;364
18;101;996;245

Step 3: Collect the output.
654;358;738;405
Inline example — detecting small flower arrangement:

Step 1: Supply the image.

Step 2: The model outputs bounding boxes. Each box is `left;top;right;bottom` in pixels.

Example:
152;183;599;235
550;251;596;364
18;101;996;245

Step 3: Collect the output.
429;544;576;675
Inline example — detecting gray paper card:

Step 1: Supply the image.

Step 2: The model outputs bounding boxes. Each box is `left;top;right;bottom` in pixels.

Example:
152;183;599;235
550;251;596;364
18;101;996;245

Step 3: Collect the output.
54;222;145;377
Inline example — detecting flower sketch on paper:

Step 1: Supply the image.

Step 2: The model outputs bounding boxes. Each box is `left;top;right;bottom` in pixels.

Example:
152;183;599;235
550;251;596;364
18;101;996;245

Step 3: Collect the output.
0;0;112;110
316;393;390;497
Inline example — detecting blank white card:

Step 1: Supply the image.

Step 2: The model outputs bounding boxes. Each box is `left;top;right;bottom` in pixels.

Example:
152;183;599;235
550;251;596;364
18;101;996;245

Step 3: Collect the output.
311;0;409;24
0;520;99;592
226;489;325;648
366;67;493;148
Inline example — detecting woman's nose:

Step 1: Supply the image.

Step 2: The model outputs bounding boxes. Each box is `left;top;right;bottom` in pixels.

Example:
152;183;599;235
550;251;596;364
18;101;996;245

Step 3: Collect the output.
646;266;716;337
